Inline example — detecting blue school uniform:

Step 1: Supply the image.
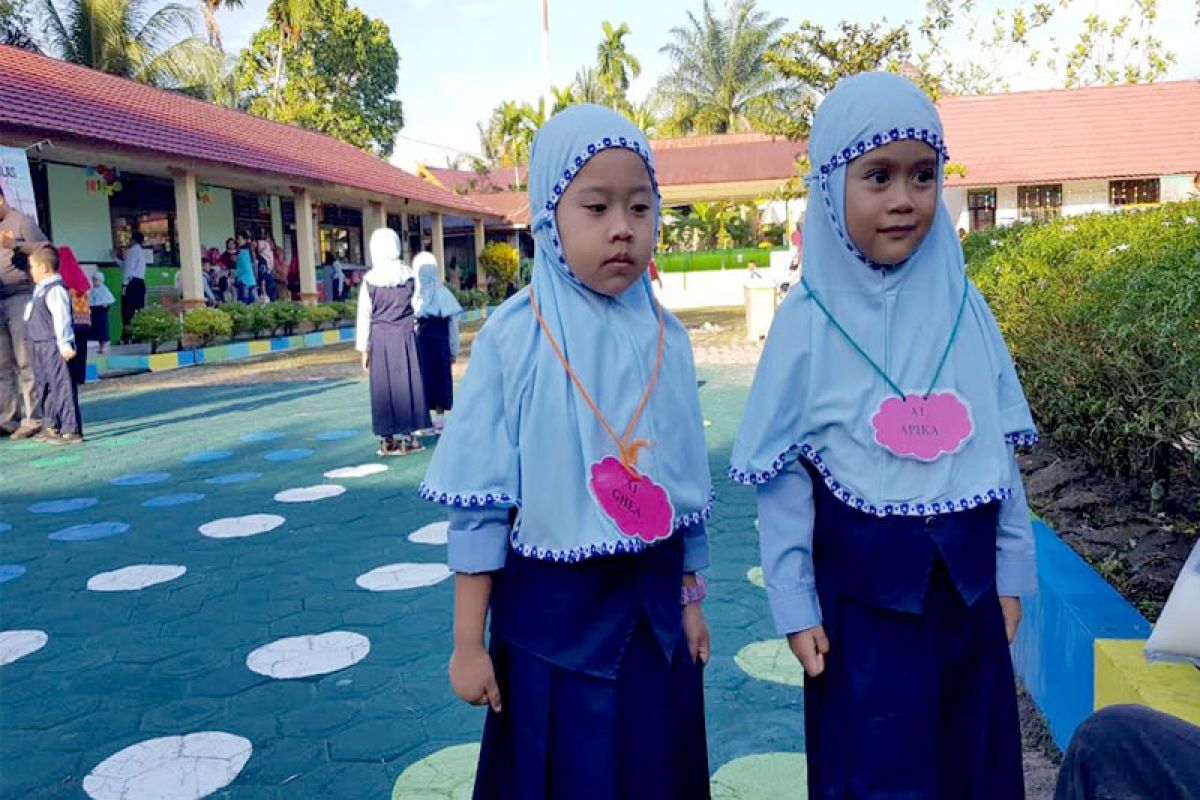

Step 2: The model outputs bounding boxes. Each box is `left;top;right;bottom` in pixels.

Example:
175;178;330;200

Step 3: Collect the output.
422;105;714;799
25;276;81;435
730;73;1039;799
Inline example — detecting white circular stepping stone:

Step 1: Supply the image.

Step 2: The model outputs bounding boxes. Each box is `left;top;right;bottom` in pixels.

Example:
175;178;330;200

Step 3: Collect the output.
391;743;479;800
241;430;285;443
199;514;285;540
28;497;98;514
273;484;346;503
246;631;370;679
734;640;805;687
408;522;449;545
0;522;10;534
83;732;252;800
710;752;807;799
0;630;48;666
87;565;187;592
205;471;260;485
747;566;765;588
324;464;388;480
110;472;171;487
356;563;452;592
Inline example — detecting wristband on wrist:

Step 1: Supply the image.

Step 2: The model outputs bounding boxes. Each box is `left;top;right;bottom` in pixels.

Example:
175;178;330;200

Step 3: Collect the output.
680;574;707;605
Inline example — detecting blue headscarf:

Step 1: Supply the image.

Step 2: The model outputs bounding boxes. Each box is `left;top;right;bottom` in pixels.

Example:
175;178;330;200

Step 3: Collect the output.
729;73;1037;516
412;252;463;318
422;104;712;561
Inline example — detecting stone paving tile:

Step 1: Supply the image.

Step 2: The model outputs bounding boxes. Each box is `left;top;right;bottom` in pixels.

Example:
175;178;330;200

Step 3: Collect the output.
1;370;806;796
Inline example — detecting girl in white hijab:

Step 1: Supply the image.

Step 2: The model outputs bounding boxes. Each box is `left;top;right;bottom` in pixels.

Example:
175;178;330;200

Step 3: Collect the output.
412;251;463;432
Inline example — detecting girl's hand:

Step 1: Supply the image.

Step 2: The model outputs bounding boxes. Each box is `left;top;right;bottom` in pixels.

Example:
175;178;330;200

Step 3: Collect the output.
449;644;502;712
1000;596;1022;643
787;626;830;677
682;603;710;666
361;351;370;371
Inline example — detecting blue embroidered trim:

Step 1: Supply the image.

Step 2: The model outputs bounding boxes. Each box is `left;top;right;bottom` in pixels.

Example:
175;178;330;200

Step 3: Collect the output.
728;444;1014;518
816;127;950;177
1005;431;1040;448
811;126;951;268
505;488;715;564
417;483;517;508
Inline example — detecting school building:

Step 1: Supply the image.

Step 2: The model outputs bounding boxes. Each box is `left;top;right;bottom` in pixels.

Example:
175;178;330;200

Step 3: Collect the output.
423;80;1200;245
0;45;497;309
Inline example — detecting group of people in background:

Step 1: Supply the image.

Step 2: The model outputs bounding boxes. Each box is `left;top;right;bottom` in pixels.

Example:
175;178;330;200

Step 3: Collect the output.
356;230;461;457
0;184;85;443
204;229;296;305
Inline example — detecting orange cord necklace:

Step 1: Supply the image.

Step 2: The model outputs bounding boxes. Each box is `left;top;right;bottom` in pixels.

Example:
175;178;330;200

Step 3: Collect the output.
528;286;665;477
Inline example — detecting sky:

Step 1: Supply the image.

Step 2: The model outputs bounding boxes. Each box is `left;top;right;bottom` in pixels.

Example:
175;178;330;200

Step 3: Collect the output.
215;0;1200;171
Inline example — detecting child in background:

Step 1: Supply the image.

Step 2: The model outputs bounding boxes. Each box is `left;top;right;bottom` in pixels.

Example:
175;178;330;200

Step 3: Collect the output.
412;252;462;433
422;104;714;798
88;273;115;354
25;247;82;444
730;73;1038;799
356;229;428;457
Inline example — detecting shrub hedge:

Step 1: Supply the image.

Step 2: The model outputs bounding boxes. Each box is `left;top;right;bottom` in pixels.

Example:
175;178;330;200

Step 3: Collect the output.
967;202;1200;494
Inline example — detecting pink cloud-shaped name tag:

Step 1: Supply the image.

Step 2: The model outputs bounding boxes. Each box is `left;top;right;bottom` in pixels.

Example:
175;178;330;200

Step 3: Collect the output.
589;456;675;543
871;392;974;461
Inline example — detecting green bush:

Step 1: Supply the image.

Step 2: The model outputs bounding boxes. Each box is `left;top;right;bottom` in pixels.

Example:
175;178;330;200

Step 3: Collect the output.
480;242;519;291
267;300;308;336
306;304;338;330
219;302;253;337
327;300;356;326
968;202;1200;493
182;307;232;347
247;303;275;338
655;247;777;273
451;288;489;310
128;307;181;354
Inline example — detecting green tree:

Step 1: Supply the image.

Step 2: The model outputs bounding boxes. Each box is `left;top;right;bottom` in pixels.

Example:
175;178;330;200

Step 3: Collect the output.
36;0;222;91
236;0;404;157
574;65;605;104
595;20;641;110
656;0;795;135
916;0;1176;93
477;98;544;169
197;0;242;51
550;83;577;114
263;0;315;115
763;20;915;139
1;0;37;47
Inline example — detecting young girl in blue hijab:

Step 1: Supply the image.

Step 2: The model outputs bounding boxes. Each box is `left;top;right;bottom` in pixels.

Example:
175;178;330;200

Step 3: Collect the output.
730;73;1039;799
422;104;714;799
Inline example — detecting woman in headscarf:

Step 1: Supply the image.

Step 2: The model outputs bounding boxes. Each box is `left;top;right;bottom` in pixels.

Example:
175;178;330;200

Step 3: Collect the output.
412;251;463;432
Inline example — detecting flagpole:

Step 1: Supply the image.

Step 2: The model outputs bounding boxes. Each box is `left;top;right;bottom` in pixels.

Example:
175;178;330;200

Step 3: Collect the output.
541;0;552;113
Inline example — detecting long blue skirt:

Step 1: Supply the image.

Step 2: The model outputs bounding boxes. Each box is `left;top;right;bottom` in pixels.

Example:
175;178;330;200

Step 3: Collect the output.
804;560;1024;799
415;316;454;411
474;622;710;800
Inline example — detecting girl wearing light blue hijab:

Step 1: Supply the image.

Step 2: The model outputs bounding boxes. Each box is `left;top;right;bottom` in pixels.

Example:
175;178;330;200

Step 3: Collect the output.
730;73;1037;799
411;251;462;429
421;104;713;798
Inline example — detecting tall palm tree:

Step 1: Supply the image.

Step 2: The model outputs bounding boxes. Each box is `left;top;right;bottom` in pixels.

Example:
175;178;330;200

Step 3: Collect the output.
265;0;316;117
550;83;577;114
657;0;793;135
37;0;221;91
197;0;241;51
624;96;662;138
595;20;640;110
573;65;605;104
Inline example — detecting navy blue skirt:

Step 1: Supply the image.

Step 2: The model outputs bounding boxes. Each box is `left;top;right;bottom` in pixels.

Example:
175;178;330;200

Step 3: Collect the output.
473;541;710;799
803;473;1024;799
416;315;454;411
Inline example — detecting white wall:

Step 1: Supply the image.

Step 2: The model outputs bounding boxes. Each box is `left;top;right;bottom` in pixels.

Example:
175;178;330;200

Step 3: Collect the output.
46;163;112;263
1162;173;1200;203
1061;180;1110;217
943;188;968;231
197;185;234;251
658;267;769;310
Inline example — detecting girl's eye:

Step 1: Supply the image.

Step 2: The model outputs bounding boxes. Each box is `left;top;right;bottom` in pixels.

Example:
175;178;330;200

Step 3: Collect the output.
915;169;936;184
631;204;651;214
866;170;889;185
584;204;607;214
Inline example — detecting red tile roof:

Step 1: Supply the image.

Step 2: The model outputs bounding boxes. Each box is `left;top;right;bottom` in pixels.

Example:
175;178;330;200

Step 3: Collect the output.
426;165;527;194
650;133;806;185
465;191;530;226
939;80;1200;187
0;46;491;217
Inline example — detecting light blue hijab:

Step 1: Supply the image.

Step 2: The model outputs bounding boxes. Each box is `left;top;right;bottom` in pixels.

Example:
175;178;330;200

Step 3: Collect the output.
422;104;712;560
730;73;1037;516
412;252;463;318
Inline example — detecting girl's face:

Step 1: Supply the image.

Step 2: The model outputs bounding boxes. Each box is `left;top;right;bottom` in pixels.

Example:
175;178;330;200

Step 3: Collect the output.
844;139;939;266
555;148;656;297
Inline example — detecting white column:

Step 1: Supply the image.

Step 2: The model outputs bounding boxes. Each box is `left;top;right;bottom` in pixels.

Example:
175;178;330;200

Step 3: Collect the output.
432;212;446;279
270;195;284;247
171;169;204;308
473;218;487;292
362;201;386;266
294;188;318;304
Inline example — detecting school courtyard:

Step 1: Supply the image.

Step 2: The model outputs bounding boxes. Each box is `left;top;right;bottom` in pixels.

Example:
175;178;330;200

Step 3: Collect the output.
0;339;838;799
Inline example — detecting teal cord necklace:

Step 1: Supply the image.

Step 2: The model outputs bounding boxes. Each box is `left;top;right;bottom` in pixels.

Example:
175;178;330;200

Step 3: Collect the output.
801;274;969;400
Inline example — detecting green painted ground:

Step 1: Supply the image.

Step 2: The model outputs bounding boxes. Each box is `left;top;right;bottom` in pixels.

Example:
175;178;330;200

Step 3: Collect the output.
0;365;807;798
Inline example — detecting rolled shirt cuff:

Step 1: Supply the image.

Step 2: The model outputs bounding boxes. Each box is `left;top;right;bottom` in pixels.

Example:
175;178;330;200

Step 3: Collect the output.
996;556;1039;597
767;586;823;636
447;523;510;574
682;522;710;573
